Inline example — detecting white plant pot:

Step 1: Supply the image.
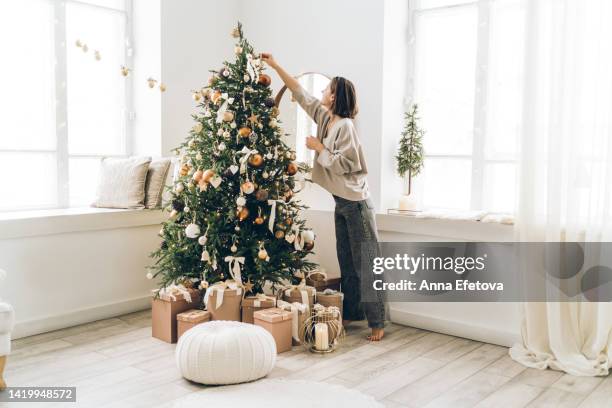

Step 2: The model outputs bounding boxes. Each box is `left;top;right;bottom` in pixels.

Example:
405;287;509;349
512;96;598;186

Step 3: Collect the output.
398;194;419;211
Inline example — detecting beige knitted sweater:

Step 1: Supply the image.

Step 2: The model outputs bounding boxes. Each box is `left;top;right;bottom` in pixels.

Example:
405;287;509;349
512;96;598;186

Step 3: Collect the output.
292;85;370;201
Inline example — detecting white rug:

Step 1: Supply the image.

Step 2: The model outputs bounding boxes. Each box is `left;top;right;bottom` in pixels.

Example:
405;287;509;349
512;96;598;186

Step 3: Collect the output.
172;378;383;408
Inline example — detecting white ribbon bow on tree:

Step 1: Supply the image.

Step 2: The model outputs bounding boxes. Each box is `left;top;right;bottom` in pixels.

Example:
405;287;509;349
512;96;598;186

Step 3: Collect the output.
224;256;245;286
238;146;258;174
246;55;259;84
216;99;229;124
267;198;293;234
204;280;243;310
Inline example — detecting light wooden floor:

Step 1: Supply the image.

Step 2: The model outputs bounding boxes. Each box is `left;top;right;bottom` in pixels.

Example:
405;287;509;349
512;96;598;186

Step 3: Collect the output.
5;310;611;408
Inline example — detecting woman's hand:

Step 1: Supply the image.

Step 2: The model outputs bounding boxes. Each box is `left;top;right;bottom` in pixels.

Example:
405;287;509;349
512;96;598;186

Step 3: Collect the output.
260;53;278;69
306;136;324;153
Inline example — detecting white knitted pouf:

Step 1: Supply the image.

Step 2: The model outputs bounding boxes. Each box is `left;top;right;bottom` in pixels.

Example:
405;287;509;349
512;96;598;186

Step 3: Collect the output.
176;321;276;385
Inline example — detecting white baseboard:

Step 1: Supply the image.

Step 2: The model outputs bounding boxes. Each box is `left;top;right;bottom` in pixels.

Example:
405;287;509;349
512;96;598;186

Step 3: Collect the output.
12;295;152;339
389;306;521;348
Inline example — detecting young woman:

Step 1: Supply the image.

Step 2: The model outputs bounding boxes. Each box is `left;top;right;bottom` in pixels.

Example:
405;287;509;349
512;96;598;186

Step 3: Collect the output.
261;53;385;341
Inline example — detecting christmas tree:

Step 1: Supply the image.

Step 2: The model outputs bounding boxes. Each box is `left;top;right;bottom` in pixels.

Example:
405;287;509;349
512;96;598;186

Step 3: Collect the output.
395;104;424;195
150;23;317;294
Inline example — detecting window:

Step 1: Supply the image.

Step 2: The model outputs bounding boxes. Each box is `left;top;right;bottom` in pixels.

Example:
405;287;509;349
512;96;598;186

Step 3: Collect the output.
0;0;133;211
409;0;525;213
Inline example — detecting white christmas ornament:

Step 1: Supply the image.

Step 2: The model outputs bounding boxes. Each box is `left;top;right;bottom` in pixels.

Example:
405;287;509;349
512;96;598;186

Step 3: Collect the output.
218;142;226;151
198;235;208;245
196;152;203;160
237;196;246;206
185;223;201;238
175;183;185;193
231;244;238;253
262;172;269;179
146;272;153;280
223;131;231;138
244;74;250;82
302;230;315;243
230;122;237;129
209;176;222;188
184;207;190;213
201;250;210;262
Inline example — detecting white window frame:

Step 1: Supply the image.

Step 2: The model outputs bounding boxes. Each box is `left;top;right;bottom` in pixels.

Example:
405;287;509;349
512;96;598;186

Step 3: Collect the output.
407;0;519;212
0;0;134;211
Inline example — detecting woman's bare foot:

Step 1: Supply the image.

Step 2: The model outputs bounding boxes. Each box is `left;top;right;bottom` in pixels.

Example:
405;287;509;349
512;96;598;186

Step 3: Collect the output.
367;328;384;341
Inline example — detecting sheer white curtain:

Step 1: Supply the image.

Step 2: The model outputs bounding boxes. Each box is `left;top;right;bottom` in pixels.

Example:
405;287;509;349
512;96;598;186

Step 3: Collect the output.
510;0;612;376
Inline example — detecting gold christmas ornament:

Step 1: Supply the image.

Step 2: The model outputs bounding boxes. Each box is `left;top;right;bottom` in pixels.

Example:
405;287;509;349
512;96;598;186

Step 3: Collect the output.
212;90;222;104
284;189;293;202
120;65;130;77
241;181;255;194
255;189;269;201
192;169;204;182
254;216;265;225
275;230;285;239
304;241;315;251
159;83;167;92
75;39;83;48
223;111;234;122
147;78;157;88
231;27;240;38
192;92;202;102
248;113;260;126
286;162;298;176
234;46;243;54
271;107;280;117
202;169;215;183
237;207;250;221
179;164;190;176
238;127;252;138
258;74;272;87
248;153;264;168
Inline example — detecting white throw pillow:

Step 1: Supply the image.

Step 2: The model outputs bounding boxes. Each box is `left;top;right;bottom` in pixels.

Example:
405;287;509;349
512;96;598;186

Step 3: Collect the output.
92;156;152;209
144;158;172;209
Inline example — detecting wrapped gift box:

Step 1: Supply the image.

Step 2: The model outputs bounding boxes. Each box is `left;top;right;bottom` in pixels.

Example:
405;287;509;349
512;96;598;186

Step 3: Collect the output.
242;295;276;324
306;270;341;292
277;300;309;346
152;288;201;343
316;289;344;316
254;308;293;353
206;284;242;321
281;284;316;309
177;309;211;340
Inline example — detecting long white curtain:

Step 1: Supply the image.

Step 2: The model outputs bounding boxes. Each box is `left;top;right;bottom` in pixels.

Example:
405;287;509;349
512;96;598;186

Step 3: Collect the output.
510;0;612;376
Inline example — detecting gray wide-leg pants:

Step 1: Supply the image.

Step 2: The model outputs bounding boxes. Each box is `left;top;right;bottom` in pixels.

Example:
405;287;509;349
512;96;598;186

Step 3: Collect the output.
333;195;386;329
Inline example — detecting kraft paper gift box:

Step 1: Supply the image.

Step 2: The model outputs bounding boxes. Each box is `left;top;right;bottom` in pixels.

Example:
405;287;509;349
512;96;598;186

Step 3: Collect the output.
254;307;293;353
177;309;211;339
281;284;316;309
152;286;201;343
205;282;243;321
242;294;276;324
316;289;344;316
277;300;309;346
306;270;341;292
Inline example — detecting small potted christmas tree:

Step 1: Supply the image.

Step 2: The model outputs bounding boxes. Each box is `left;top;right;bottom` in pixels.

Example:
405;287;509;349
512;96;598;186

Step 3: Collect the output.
395;104;424;212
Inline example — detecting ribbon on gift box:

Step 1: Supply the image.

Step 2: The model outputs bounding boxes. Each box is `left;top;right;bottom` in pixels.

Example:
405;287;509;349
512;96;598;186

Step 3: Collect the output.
277;300;309;342
156;283;194;303
252;293;276;308
224;255;245;286
313;303;341;319
283;280;315;305
321;288;344;299
204;280;243;310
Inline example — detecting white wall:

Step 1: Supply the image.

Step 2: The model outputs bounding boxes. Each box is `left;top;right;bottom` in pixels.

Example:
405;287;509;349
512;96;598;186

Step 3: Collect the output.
160;0;240;156
239;0;386;211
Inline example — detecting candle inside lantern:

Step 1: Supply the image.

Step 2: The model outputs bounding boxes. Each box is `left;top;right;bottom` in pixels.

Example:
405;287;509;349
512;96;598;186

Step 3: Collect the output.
314;323;329;351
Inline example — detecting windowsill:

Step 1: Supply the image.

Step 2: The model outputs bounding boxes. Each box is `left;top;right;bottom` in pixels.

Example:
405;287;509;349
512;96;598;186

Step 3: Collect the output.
0;207;166;240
